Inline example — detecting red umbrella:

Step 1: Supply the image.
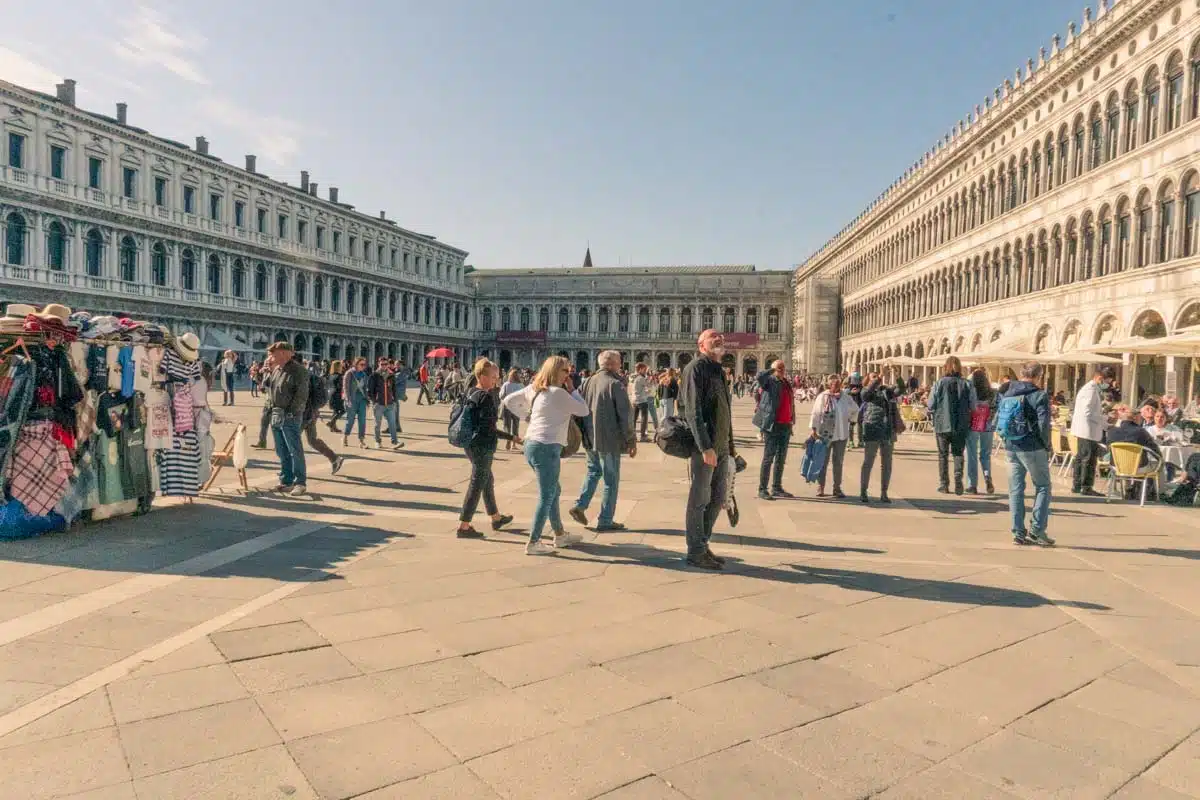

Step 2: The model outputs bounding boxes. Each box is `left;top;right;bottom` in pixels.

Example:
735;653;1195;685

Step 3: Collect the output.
426;347;455;359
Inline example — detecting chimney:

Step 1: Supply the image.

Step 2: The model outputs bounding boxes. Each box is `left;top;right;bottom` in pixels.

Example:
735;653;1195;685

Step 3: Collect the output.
55;79;76;106
329;187;339;203
309;182;318;197
245;154;256;173
116;103;127;125
195;136;209;155
300;170;309;193
379;211;386;221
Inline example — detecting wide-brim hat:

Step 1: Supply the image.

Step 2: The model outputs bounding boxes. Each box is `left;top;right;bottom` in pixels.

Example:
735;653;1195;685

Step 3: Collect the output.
31;303;71;324
173;332;200;362
3;303;37;320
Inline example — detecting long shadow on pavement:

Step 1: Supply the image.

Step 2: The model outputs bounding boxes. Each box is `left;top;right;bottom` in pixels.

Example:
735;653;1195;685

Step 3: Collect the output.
636;529;883;555
1067;545;1200;561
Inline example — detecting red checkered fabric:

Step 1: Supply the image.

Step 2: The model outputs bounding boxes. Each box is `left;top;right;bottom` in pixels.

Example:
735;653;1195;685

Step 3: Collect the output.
7;421;73;516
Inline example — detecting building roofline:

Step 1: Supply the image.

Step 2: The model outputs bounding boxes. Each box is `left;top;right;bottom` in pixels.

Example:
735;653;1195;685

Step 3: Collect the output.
471;264;784;277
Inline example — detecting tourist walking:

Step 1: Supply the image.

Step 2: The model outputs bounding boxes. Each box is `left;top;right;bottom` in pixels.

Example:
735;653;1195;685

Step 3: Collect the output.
998;362;1054;546
570;350;636;532
501;356;590;555
326;360;345;433
341;357;371;448
416;360;434;405
249;361;261;399
859;372;897;503
297;353;343;475
679;329;736;570
1070;365;1115;496
810;374;858;499
500;369;523;449
368;360;404;450
928;355;976;495
216;350;238;406
392;360;409;434
965;368;997;495
264;342;309;496
456;358;518;538
629;362;653;442
752;359;795;500
660;369;679;419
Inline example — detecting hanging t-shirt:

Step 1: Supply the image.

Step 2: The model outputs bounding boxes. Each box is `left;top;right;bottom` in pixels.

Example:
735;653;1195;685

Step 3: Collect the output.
85;346;108;393
121;420;151;499
96;392;128;438
95;426;126;506
118;347;135;398
145;387;173;450
133;346;152;394
106;346;121;393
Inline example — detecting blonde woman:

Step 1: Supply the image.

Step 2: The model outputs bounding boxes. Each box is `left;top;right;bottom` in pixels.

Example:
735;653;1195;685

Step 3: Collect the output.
457;359;519;538
502;356;590;555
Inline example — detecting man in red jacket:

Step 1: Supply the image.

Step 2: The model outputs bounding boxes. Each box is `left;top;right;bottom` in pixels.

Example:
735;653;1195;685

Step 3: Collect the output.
416;360;434;405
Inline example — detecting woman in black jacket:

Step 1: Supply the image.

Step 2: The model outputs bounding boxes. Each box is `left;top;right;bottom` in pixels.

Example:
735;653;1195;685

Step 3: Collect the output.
859;373;898;504
457;358;520;539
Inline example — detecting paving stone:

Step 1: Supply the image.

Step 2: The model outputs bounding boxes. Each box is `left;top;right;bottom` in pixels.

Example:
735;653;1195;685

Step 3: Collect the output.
255;674;398;740
1011;699;1178;772
0;689;114;749
303;606;419;643
231;646;361;694
582;698;745;773
754;658;889;713
414;689;565;760
878;605;1067;666
516;665;663;725
0;639;125;685
838;691;997;761
118;698;280;778
131;744;317;799
334;629;462;673
0;728;130;799
762;716;933;797
468;637;594;687
288;715;457;799
1108;776;1196;800
30;614;189;653
1067;677;1200;739
356;765;502;799
874;762;1023;799
1145;733;1200;797
947;730;1130;799
603;641;738;695
209;620;329;662
817;640;942;690
373;656;505;714
108;663;249;724
660;741;852;800
674;676;823;740
557;609;732;663
899;664;1070;727
128;638;227;678
56;783;139;800
0;679;54;714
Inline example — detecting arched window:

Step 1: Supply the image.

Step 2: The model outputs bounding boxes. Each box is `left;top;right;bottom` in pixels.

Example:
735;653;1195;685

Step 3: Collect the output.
1088;105;1103;170
254;264;268;301
1192;43;1200;121
1116;198;1132;271
1105;93;1121;161
767;307;780;335
152;243;168;286
180;248;196;289
5;212;26;265
577;306;589;333
500;307;511;331
638;306;650;333
1071;115;1085;178
558;306;569;332
519;307;530;331
295;274;308;307
617;306;630;333
1166;54;1184;132
314;277;324;309
482;307;493;332
744;307;758;334
1185;172;1200;257
361;287;369;315
538;306;549;331
231;259;245;297
119;236;138;283
423;297;431;325
597;306;609;333
347;283;357;313
1125;80;1140;152
46;221;66;271
1097;207;1112;277
1057;126;1070;185
375;289;383;318
206;253;221;294
701;306;714;330
389;291;397;319
1144;67;1161;142
659;306;671;333
722;306;735;331
330;279;341;311
680;307;692;333
1137;190;1153;267
1159;181;1177;262
275;271;288;305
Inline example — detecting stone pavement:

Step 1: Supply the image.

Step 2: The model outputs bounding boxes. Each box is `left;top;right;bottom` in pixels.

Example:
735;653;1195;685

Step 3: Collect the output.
0;390;1198;799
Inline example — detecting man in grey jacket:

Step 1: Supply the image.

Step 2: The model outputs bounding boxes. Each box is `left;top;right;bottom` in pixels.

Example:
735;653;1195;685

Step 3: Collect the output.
570;350;636;532
265;341;310;496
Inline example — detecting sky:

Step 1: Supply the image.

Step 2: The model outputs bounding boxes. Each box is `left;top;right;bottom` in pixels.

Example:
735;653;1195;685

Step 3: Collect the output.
3;0;1093;271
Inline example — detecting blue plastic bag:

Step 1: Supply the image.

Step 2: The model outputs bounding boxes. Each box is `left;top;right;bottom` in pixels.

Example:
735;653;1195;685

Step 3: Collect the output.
800;437;828;483
0;498;67;540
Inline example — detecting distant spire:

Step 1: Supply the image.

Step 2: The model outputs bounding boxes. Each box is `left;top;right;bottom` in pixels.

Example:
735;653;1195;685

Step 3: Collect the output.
583;246;593;268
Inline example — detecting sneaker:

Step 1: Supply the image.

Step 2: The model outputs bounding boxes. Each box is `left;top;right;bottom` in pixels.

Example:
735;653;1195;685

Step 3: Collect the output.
525;541;555;556
272;483;292;492
832;490;846;499
568;507;588;526
860;492;869;504
954;483;964;496
757;490;775;501
771;488;795;498
879;492;892;504
1012;530;1032;545
289;484;307;497
358;439;366;449
331;456;345;475
985;477;995;494
965;486;979;494
936;485;950;494
685;552;723;570
705;547;726;564
595;522;626;532
816;491;828;498
1079;488;1103;497
490;514;513;531
1029;530;1056;547
457;526;485;539
392;442;405;450
553;531;583;548
253;442;268;450
374;440;383;449
342;439;350;447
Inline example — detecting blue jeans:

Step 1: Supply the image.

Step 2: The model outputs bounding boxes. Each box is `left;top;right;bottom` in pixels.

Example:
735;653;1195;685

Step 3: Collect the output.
373;403;397;444
524;441;563;543
965;430;993;489
273;414;306;486
575;450;621;526
343;398;368;440
1007;448;1051;535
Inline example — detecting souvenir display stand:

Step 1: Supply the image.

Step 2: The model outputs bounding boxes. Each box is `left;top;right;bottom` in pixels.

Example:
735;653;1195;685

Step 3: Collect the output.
0;303;210;539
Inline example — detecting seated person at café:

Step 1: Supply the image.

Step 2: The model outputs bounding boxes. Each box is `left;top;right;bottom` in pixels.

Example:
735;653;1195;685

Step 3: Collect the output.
1139;402;1158;427
1161;394;1184;424
1147;408;1184;443
1107;404;1170;488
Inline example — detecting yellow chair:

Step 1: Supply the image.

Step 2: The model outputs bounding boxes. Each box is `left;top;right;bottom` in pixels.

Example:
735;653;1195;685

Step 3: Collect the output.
1105;443;1161;506
1059;432;1079;477
1048;429;1065;469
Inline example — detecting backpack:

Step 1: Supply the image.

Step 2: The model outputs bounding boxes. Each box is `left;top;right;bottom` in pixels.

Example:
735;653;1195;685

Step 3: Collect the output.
655;416;696;459
307;372;328;413
969;401;991;433
447;391;481;448
996;394;1036;444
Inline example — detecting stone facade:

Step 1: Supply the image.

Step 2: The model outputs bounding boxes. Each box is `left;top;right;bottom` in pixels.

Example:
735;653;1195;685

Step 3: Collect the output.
793;0;1200;396
468;264;794;375
0;77;474;366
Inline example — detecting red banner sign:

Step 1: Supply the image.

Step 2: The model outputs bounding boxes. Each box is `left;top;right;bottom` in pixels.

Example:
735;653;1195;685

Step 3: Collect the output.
722;332;760;350
493;330;547;345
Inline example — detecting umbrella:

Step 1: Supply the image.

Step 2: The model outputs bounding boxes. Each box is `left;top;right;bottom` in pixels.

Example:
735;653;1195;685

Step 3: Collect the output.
426;347;455;359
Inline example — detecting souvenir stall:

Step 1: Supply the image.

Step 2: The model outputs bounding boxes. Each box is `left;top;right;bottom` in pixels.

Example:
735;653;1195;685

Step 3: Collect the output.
0;303;210;538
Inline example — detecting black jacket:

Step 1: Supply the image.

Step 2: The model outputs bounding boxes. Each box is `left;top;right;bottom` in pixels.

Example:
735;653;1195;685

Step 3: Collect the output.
752;370;794;433
1105;420;1161;467
679;355;734;457
465;387;514;451
267;360;310;416
860;379;897;443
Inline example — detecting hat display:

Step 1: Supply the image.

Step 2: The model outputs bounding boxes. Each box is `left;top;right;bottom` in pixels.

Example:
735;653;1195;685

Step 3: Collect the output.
31;303;71;324
3;303;36;319
173;332;200;362
83;316;121;338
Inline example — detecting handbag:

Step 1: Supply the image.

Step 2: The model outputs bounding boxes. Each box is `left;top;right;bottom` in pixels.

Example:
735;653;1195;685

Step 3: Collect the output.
800;436;828;483
562;418;583;458
969;402;991;433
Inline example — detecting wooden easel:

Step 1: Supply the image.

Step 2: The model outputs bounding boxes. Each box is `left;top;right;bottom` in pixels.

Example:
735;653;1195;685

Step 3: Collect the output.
201;423;248;492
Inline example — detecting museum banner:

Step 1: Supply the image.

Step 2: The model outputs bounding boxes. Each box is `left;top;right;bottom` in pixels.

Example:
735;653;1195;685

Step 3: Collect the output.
493;330;548;345
722;332;759;350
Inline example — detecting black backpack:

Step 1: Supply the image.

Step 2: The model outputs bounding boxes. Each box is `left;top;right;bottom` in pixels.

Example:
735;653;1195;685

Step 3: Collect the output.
655;416;696;459
307;372;328;412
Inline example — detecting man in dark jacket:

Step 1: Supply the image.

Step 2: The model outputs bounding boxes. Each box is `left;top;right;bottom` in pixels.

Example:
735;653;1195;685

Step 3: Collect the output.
679;329;736;570
927;355;976;495
753;360;795;500
570;350;635;532
1104;405;1162;467
265;341;310;496
1000;362;1054;546
368;362;404;450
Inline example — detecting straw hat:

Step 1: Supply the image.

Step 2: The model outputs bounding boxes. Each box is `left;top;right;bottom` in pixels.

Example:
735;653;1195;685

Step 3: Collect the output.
3;303;36;319
31;303;72;324
173;332;200;362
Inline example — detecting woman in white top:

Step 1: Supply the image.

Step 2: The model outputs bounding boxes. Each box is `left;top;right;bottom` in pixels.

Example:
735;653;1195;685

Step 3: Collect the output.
502;356;590;555
499;369;524;450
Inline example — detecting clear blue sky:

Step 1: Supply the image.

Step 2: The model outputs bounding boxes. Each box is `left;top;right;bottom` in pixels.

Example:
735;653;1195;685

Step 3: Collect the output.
4;0;1089;270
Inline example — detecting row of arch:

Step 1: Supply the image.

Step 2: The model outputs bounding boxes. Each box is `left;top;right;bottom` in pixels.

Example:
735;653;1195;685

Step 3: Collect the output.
842;38;1200;295
844;168;1200;335
480;304;784;336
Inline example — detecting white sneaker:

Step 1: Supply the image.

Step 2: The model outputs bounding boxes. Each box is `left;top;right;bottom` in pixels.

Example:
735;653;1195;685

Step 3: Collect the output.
289;484;307;497
554;531;583;548
525;541;555;556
